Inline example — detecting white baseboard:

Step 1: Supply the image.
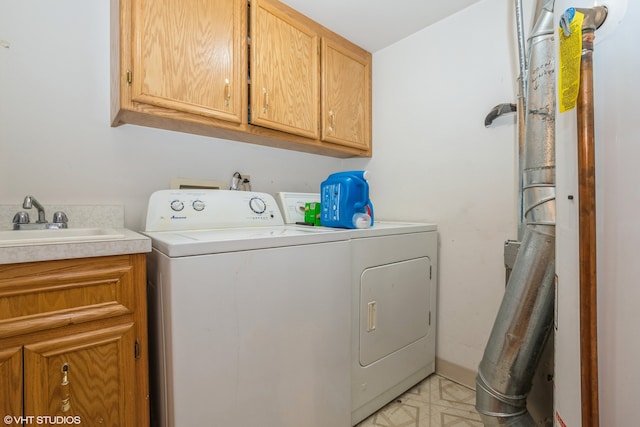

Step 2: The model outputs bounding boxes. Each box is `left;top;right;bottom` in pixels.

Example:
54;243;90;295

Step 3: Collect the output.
435;358;477;390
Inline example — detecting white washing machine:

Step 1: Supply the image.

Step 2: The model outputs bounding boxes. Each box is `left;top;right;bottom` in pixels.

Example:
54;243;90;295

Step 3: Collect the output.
142;190;352;427
349;223;438;425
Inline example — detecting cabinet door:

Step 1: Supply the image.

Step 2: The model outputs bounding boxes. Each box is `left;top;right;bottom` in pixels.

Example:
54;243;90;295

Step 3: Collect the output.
131;0;246;123
250;0;319;138
24;324;137;426
321;38;371;150
0;346;22;419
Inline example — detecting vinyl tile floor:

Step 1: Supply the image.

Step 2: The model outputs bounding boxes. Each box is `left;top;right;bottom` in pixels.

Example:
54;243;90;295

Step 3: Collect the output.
356;374;483;427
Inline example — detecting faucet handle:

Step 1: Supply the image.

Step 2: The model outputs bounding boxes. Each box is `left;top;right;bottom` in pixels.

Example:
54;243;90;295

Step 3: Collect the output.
52;211;69;226
13;211;30;225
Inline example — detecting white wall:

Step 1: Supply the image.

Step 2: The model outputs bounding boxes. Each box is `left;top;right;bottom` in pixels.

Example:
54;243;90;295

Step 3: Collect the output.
1;0;521;385
555;0;639;425
0;0;344;231
349;0;522;376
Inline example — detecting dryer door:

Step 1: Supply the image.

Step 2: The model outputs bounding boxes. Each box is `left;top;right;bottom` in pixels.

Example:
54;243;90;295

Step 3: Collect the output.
359;257;431;366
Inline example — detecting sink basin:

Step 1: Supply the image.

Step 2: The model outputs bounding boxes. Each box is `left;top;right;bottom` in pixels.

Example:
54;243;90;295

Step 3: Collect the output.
0;228;125;246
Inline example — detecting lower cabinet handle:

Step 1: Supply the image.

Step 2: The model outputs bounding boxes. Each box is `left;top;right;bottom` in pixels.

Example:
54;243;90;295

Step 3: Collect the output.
61;363;71;412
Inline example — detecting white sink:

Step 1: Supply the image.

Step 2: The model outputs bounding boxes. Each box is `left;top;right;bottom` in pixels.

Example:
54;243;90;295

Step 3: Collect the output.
0;228;125;246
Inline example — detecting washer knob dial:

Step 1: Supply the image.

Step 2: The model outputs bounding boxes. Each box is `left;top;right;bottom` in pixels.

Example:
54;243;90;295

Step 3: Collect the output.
170;200;184;211
192;200;205;211
249;197;267;214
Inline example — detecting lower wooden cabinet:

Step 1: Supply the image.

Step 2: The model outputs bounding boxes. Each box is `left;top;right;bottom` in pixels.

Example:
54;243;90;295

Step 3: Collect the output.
0;254;149;427
0;346;22;420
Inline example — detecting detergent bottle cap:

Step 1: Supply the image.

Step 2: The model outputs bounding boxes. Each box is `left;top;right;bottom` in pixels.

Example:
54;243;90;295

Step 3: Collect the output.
353;213;372;229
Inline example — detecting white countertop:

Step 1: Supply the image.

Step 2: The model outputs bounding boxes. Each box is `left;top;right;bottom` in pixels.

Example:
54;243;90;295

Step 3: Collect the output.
0;203;150;264
0;228;151;265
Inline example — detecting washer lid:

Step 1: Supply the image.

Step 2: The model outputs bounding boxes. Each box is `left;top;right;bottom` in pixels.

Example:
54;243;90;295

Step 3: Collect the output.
143;225;349;257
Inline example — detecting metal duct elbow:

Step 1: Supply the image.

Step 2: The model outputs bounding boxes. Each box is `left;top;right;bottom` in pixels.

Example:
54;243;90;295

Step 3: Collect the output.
476;1;556;425
476;227;555;426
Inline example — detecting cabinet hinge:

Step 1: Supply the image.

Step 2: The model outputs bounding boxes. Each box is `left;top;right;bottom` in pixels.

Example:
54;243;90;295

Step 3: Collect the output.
134;339;141;359
126;69;132;85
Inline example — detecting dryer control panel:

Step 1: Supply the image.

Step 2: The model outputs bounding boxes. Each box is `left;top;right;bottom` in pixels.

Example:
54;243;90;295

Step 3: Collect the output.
144;190;285;232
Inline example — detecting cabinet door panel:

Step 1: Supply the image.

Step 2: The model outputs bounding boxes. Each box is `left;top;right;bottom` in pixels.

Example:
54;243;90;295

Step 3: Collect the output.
132;0;245;122
251;0;319;138
0;346;22;418
321;38;371;150
24;324;136;426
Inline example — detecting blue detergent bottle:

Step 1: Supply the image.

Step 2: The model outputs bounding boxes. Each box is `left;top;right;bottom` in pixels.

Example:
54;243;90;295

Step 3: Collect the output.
320;170;374;228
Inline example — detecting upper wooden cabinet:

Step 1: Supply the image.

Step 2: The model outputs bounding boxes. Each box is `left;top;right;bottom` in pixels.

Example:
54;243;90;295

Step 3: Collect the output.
131;0;246;123
321;37;371;151
250;0;319;139
111;0;371;157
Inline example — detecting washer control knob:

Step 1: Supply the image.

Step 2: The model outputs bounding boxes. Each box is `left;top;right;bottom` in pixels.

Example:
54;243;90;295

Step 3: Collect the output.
249;197;267;214
192;200;205;211
170;200;184;211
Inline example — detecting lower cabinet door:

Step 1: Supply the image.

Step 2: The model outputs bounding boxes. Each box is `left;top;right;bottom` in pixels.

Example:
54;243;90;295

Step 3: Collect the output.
0;346;23;420
24;324;136;426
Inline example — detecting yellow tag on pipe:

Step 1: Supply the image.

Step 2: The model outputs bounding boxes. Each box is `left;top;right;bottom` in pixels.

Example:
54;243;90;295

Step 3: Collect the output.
558;10;584;113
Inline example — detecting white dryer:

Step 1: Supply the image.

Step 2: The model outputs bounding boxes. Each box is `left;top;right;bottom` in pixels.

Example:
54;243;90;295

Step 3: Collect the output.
269;193;438;425
143;190;352;427
349;222;438;425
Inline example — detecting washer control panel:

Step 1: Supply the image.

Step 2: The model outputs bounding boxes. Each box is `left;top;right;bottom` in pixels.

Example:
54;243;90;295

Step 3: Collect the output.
144;190;285;232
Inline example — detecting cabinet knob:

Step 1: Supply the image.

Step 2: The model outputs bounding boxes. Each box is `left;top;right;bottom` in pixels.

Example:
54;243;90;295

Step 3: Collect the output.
262;88;269;113
224;79;231;107
329;110;336;133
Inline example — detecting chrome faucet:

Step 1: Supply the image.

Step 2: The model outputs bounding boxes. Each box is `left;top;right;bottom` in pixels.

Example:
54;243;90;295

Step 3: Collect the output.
23;195;46;223
12;196;68;230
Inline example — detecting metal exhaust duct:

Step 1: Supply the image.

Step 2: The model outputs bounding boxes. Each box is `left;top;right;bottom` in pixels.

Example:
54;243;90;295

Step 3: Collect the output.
475;1;556;425
514;0;528;241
